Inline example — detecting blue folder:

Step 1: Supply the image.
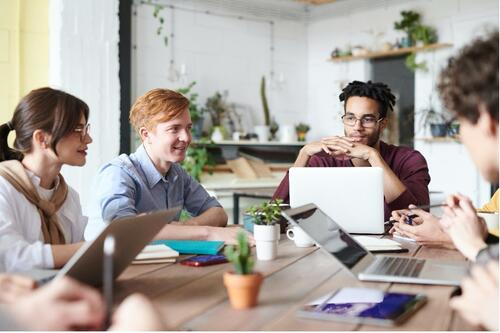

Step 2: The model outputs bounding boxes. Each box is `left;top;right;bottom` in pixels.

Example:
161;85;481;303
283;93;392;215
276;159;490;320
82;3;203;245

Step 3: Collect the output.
151;240;224;255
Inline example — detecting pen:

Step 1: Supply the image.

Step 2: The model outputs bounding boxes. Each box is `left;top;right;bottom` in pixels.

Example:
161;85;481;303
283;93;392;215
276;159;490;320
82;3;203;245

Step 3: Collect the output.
103;235;115;329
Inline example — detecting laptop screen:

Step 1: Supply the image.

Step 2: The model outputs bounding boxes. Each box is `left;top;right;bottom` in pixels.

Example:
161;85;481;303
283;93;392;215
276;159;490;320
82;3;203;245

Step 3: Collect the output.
286;206;369;269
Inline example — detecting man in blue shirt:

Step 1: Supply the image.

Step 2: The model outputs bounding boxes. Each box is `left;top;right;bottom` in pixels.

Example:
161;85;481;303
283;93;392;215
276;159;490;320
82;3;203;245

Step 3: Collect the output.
87;89;250;244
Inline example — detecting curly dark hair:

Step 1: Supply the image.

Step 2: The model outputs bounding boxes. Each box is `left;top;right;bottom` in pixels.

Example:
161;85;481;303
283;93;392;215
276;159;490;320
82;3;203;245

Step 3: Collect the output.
438;30;498;124
339;80;396;119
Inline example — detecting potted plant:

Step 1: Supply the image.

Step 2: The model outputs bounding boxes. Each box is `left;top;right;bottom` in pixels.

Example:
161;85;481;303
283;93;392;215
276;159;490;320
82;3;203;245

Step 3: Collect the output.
205;91;230;142
394;10;439;72
246;199;282;261
394;10;420;47
223;231;263;309
295;123;310;142
255;76;271;142
177;81;204;139
419;107;449;137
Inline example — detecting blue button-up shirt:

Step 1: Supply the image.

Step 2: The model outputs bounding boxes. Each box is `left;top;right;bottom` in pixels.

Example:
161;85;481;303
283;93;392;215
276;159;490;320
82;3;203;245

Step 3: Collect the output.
85;145;221;239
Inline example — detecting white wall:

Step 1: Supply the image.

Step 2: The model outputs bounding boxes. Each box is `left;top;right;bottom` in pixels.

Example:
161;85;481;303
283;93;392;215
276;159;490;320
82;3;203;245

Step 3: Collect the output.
133;0;308;134
49;0;121;213
307;0;498;205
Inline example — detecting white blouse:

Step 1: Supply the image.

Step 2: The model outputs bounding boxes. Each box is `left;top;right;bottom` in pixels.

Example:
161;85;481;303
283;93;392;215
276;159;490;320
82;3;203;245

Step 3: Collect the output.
0;171;87;272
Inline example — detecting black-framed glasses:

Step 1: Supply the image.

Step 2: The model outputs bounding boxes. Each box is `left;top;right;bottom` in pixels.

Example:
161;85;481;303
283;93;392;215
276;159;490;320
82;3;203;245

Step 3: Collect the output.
73;123;90;141
341;114;383;128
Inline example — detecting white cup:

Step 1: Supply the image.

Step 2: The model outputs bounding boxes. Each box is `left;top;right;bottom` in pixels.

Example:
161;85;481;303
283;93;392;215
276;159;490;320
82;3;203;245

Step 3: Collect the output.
286;226;314;247
279;125;295;143
478;212;499;234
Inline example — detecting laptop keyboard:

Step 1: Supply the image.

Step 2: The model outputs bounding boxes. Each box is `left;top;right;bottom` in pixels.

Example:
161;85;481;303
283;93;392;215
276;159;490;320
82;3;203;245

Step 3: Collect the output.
368;257;425;277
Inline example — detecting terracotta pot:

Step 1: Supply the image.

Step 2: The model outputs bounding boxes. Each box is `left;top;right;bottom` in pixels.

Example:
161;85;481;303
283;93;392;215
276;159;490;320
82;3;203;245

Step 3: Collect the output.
223;271;263;309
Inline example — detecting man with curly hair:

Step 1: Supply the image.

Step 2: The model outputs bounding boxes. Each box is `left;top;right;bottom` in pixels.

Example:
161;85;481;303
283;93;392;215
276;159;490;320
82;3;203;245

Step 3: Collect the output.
273;80;431;220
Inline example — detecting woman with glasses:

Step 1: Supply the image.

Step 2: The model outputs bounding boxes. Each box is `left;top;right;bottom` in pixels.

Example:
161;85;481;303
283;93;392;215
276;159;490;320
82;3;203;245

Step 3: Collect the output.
0;87;92;272
273;80;431;221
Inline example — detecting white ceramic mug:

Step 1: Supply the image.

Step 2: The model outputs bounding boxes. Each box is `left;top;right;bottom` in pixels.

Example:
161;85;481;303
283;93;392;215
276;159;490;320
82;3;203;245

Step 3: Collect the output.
478;212;499;234
286;226;314;247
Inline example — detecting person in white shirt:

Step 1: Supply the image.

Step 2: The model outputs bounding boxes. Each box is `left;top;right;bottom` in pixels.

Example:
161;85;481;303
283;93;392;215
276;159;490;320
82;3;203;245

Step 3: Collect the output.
0;87;92;272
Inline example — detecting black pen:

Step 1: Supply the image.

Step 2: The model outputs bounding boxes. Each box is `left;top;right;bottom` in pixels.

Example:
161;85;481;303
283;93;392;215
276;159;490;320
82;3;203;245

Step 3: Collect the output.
103;235;115;329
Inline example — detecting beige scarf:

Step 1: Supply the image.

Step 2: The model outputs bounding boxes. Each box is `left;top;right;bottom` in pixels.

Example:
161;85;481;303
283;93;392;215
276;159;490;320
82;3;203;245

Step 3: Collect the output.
0;160;68;244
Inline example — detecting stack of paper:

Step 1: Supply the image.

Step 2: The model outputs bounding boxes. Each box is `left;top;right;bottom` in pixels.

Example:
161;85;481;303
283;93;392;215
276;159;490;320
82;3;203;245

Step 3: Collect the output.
132;244;179;265
353;236;403;251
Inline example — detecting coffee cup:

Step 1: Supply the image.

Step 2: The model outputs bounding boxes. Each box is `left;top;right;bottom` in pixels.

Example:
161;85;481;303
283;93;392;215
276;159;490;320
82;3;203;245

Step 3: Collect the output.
478;212;499;235
286;226;314;247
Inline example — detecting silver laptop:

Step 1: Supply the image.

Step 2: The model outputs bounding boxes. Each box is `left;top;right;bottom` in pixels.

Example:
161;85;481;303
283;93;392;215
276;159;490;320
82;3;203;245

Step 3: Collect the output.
289;167;384;234
282;204;468;286
26;207;180;287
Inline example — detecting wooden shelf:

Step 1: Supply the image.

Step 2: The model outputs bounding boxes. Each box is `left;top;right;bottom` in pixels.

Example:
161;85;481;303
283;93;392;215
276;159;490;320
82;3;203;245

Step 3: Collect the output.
193;140;305;147
329;43;453;62
414;136;461;143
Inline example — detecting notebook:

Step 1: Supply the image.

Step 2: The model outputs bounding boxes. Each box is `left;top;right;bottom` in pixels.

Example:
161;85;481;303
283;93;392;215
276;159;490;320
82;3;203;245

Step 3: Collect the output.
151;240;224;255
132;244;179;265
353;236;403;252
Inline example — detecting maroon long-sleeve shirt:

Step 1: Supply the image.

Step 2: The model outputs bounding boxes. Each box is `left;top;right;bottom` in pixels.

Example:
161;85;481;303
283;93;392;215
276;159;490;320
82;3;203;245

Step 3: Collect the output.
273;141;431;220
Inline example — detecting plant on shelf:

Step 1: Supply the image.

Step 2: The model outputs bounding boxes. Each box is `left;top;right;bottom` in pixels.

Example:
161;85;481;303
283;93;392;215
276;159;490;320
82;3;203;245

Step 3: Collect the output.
394;10;420;47
260;76;271;126
177;81;205;139
418;106;450;138
223;231;263;309
394;10;439;71
246;199;283;261
205;91;231;141
295;123;311;142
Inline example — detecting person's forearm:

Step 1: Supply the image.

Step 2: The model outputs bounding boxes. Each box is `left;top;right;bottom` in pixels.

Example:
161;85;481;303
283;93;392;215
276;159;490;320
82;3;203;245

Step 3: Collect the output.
51;242;85;268
294;148;312;167
182;207;227;227
369;152;406;203
154;225;210;240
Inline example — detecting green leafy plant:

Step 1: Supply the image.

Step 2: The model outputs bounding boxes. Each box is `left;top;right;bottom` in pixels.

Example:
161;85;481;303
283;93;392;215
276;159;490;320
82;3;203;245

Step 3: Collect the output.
224;231;254;275
246;199;283;226
260;76;270;126
152;4;169;47
405;53;428;72
394;10;420;43
295;123;310;133
181;139;215;182
205;91;229;127
177;81;203;122
412;25;438;45
394;10;439;72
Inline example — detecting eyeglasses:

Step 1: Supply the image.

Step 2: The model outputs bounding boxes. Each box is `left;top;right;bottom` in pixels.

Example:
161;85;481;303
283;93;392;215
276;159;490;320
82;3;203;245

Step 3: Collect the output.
341;114;383;128
73;123;90;141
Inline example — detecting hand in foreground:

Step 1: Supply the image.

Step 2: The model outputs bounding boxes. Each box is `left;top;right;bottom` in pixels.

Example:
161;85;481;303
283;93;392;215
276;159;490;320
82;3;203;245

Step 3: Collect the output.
391;205;455;249
109;293;166;331
8;277;105;330
450;260;498;330
0;274;36;303
440;194;488;260
207;225;255;246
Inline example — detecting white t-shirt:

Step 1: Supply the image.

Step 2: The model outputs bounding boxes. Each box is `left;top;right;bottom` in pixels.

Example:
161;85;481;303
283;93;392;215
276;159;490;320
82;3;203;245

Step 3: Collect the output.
0;171;87;272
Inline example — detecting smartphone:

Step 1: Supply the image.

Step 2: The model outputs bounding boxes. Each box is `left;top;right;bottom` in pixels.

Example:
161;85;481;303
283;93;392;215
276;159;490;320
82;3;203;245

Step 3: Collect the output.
297;287;426;326
180;254;228;267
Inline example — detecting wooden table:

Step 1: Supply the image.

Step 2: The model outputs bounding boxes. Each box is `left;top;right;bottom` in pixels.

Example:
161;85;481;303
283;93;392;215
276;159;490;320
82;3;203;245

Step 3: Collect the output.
114;237;477;331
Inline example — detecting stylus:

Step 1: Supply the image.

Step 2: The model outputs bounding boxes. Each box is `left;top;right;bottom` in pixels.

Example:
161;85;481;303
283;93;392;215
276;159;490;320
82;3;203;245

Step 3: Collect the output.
103;235;115;329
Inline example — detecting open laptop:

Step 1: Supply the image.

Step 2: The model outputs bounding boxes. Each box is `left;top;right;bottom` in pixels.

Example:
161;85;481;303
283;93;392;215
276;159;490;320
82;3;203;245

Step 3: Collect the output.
28;207;180;287
289;167;384;234
281;204;468;286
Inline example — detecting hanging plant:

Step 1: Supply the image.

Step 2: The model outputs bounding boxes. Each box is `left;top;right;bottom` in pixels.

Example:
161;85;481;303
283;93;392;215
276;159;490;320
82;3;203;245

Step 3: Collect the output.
405;53;428;72
152;4;169;47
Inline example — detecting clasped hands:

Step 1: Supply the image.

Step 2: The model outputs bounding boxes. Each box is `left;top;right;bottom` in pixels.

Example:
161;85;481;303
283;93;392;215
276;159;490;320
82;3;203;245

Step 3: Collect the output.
304;136;376;161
